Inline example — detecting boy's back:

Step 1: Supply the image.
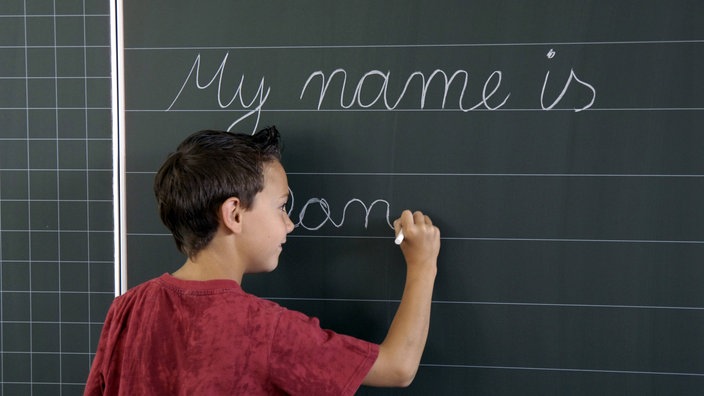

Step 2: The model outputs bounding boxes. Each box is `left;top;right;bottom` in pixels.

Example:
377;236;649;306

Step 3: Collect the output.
85;274;378;395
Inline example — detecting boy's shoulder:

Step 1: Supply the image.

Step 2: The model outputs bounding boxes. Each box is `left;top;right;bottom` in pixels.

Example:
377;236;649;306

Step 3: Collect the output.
113;273;284;314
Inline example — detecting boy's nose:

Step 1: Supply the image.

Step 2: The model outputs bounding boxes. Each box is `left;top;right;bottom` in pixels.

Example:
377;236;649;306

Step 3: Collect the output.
285;214;295;233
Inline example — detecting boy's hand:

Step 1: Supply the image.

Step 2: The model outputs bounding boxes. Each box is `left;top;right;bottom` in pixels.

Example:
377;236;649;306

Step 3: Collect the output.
393;210;440;271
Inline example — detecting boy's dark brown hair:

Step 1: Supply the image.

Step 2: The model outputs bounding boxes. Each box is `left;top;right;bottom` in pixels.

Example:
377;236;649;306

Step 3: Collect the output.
153;126;282;257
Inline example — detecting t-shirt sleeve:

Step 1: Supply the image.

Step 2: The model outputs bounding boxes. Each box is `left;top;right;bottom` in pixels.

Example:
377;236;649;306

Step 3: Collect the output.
268;309;379;396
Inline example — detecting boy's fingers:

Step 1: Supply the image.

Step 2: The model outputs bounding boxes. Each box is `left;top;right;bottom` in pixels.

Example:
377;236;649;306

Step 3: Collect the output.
411;211;433;227
412;211;424;224
397;210;439;239
400;210;413;226
423;215;433;227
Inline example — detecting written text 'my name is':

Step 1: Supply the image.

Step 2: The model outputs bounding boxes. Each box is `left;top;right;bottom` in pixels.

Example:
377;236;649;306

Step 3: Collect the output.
166;51;597;133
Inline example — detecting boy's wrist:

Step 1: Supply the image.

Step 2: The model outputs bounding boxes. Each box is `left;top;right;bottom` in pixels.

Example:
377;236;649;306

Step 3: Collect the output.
405;261;438;279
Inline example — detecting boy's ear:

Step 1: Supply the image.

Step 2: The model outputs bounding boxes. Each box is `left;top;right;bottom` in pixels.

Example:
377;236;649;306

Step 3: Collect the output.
220;197;243;233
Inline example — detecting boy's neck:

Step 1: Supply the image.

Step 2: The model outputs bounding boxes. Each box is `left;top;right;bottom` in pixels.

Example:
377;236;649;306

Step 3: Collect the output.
172;224;247;283
172;250;244;284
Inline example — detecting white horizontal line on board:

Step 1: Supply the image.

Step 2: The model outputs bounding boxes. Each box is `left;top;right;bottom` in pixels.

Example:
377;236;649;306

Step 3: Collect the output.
128;233;704;245
0;381;92;386
1;320;111;327
0;291;114;296
0;45;110;49
0;106;111;110
442;237;704;245
265;296;704;312
286;172;704;177
431;300;704;311
125;39;704;51
0;168;112;172
0;14;110;18
294;235;704;245
0;137;112;141
0;259;113;264
127;171;704;178
126;107;704;112
0;198;112;202
1;229;113;233
419;364;704;377
0;76;110;80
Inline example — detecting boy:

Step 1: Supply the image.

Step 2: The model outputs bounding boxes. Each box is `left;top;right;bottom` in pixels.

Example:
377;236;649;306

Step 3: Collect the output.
84;127;440;395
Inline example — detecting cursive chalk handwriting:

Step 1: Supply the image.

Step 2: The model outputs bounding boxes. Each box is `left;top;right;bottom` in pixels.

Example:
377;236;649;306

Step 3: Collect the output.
287;188;394;231
167;52;271;133
300;68;510;112
166;50;596;132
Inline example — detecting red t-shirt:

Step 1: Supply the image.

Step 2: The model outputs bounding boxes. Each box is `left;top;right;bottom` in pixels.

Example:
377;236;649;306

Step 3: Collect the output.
84;274;379;395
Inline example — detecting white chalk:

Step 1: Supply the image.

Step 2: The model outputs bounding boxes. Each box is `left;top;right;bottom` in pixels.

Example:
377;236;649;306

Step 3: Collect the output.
394;229;404;245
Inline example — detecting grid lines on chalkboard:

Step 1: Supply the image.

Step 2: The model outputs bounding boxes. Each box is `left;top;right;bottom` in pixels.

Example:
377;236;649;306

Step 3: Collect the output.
0;1;113;394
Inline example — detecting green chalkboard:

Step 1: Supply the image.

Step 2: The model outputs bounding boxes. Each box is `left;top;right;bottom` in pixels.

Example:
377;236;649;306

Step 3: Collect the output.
121;1;704;394
0;1;114;394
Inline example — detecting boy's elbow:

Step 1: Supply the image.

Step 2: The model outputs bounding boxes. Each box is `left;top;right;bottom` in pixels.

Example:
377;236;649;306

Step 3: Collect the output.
389;362;419;387
396;372;416;388
366;343;425;387
365;352;420;388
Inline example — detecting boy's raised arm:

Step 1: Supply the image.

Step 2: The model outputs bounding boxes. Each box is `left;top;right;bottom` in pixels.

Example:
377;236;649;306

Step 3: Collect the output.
363;210;441;387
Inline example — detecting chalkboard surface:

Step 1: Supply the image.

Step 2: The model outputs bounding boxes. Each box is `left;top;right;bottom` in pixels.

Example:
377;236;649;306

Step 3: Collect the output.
0;1;114;394
122;1;704;394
